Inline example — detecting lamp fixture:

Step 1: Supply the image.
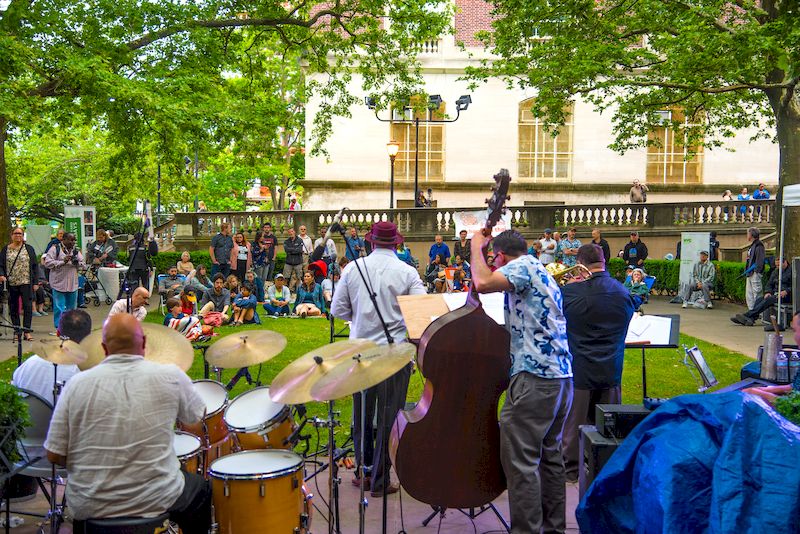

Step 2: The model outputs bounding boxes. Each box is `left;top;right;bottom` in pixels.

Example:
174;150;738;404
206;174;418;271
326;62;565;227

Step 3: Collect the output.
455;94;472;112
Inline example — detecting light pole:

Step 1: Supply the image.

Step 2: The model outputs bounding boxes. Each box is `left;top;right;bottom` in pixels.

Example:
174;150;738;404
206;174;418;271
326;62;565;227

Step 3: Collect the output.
367;94;472;207
156;163;161;225
386;141;399;209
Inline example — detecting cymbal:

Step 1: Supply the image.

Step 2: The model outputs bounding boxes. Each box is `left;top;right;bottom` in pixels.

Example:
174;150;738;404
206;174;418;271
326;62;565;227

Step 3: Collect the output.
31;338;87;366
79;323;195;372
310;343;417;402
205;330;287;369
270;339;378;405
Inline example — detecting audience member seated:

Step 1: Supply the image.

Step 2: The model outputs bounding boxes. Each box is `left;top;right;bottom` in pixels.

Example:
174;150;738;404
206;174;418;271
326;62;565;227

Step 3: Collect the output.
108;287;150;321
231;283;260;326
681;250;716;309
451;269;468;292
396;242;416;267
164;297;203;340
244;270;264;302
187;263;212;292
425;254;447;293
180;288;196;315
732;258;792;328
159;266;185;300
85;229;118;266
294;271;325;318
225;274;240;304
177;251;194;276
263;274;291;316
528;240;542;258
44;314;211;533
12;309;91;403
198;274;231;324
624;268;649;308
322;269;341;307
308;259;328;285
486;254;497;272
452;253;471;279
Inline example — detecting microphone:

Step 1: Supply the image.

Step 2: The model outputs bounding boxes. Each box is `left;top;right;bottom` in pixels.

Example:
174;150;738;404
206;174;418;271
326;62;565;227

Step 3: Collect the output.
325;207;347;240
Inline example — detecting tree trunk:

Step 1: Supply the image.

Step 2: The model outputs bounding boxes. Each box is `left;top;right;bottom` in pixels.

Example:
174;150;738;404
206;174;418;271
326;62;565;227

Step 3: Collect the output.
774;106;800;260
0;117;11;246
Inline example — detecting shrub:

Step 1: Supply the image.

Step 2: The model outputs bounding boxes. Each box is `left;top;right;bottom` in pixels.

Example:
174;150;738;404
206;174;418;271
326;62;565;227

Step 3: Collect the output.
0;382;30;475
102;215;142;236
117;250;287;277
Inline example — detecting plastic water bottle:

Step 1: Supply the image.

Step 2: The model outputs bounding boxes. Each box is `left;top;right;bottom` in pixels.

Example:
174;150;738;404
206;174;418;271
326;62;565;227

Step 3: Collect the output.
790;353;800;383
777;351;789;383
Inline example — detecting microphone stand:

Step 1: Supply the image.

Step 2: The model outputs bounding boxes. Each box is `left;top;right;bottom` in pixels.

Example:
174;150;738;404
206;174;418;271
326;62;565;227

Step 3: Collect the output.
0;322;34;367
334;219;395;534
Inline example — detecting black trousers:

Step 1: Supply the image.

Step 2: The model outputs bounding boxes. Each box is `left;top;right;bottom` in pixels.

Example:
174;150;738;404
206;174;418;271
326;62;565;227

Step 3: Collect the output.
352;363;411;492
72;471;211;534
128;269;150;292
744;294;788;320
8;284;33;334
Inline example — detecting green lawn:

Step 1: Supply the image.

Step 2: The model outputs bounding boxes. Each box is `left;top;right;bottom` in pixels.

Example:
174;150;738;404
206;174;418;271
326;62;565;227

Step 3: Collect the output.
0;314;751;455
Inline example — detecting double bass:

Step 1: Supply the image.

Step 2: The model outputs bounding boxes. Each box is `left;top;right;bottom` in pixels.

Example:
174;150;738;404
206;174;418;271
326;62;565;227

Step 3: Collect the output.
390;169;512;509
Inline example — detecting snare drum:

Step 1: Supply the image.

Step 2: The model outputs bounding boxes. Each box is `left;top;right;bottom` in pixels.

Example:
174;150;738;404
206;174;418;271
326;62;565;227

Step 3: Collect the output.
210;450;310;534
180;380;229;445
173;431;203;475
224;387;295;450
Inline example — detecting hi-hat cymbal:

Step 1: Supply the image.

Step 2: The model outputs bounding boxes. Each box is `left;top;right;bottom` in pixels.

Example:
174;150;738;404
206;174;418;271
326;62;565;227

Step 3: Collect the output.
270;339;378;405
79;323;195;371
310;343;417;402
205;330;287;369
31;338;87;366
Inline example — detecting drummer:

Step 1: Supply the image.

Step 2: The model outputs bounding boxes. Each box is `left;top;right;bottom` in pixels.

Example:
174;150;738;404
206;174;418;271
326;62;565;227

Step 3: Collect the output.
330;221;426;497
44;314;211;533
12;309;92;403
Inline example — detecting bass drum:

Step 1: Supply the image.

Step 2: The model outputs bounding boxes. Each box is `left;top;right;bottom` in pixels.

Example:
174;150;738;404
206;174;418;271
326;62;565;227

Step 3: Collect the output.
209;450;311;534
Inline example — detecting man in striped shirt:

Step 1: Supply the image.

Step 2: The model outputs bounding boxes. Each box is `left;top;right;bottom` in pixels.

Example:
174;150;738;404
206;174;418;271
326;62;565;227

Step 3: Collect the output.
681;250;716;309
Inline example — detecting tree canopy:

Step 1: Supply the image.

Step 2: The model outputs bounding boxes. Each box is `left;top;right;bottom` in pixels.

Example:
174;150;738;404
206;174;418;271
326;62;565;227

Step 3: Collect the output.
0;0;451;241
468;0;800;251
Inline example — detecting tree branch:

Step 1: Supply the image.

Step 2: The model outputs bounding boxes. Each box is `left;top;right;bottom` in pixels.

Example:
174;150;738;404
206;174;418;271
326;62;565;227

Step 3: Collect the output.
664;0;736;35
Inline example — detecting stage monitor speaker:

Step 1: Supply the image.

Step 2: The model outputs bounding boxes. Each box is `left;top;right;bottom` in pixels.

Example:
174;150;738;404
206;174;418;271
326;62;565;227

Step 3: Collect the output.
578;425;622;500
595;404;651;439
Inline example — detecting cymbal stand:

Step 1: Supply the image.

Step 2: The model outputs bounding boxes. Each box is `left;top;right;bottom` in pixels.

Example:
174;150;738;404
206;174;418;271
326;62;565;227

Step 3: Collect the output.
46;364;65;534
358;391;367;534
308;402;343;534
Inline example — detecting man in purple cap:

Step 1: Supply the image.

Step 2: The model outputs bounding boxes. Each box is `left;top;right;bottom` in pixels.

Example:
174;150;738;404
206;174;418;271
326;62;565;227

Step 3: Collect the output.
330;221;426;497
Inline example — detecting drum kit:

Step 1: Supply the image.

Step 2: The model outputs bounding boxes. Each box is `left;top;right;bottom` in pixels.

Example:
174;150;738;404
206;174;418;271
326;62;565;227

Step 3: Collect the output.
26;325;414;534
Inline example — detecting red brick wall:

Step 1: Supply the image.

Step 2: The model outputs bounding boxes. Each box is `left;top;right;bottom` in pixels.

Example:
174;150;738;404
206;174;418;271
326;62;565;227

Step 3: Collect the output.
455;0;494;47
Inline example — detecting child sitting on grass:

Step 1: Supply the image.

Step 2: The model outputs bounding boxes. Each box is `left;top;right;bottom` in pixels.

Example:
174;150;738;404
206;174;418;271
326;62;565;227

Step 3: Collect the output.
231;283;260;326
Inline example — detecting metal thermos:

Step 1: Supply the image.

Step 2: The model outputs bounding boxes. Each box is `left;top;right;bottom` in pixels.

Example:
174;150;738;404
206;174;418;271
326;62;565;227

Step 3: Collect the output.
761;333;782;381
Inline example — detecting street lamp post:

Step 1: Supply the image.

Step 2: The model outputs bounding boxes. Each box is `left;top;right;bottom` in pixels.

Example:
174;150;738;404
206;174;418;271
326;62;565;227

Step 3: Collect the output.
386;141;400;209
156;163;161;225
367;94;472;207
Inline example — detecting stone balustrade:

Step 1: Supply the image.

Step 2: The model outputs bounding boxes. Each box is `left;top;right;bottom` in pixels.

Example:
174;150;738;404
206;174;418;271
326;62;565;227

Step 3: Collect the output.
171;199;774;249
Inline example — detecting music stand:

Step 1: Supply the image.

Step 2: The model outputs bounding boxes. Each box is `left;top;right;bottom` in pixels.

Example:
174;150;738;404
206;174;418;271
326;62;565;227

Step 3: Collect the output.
625;314;680;401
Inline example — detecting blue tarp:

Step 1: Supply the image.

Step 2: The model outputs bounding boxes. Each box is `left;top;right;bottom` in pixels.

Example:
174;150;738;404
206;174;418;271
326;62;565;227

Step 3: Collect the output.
576;392;800;534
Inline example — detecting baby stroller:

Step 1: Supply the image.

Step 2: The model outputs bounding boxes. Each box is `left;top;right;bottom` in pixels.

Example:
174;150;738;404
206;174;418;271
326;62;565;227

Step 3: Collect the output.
82;265;113;306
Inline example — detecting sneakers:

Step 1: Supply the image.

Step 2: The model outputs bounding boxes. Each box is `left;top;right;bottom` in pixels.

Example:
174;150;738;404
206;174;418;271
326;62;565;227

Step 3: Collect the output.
681;302;688;309
32;311;42;317
730;314;754;326
300;311;307;319
706;302;713;309
352;476;371;491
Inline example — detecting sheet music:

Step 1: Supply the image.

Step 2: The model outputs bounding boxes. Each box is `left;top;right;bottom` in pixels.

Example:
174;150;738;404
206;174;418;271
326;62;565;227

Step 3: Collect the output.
442;292;506;325
625;314;673;345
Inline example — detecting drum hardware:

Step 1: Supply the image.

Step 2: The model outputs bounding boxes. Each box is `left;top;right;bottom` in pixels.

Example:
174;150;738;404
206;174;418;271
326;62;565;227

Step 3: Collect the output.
79;323;194;371
191;342;212;379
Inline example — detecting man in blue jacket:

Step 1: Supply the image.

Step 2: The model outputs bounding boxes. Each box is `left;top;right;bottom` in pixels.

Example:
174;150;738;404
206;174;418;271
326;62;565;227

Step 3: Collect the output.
561;244;635;482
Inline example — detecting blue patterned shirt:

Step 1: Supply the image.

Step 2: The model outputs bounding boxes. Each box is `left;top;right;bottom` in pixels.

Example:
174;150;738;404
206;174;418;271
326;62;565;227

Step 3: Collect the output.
560;237;582;267
498;255;573;379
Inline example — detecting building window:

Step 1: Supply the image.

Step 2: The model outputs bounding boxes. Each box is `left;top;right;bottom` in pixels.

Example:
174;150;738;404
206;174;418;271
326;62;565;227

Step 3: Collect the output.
646;109;704;184
390;102;445;182
518;99;573;182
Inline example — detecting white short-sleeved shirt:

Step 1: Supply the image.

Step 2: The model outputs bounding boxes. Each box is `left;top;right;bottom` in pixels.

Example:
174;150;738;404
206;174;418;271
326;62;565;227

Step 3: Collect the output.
44;355;205;520
12;355;80;405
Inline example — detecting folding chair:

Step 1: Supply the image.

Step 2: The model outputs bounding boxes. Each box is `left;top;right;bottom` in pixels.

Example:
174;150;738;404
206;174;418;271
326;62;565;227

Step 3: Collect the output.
157;274;188;315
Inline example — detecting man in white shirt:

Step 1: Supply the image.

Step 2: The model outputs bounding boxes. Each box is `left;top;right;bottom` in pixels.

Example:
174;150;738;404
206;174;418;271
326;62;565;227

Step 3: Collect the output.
299;225;314;270
45;314;209;532
12;309;92;404
314;226;338;265
331;221;425;497
539;228;557;265
107;287;150;321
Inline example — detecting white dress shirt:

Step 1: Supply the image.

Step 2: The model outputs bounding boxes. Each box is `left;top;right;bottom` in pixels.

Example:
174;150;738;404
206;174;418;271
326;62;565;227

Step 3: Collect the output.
12;355;80;405
108;299;148;321
331;248;426;344
44;355;205;520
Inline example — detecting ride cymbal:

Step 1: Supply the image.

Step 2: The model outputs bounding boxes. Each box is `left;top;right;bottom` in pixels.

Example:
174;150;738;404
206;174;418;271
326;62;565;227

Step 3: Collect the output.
310;343;417;402
205;330;287;369
79;323;195;371
270;339;378;405
31;338;88;366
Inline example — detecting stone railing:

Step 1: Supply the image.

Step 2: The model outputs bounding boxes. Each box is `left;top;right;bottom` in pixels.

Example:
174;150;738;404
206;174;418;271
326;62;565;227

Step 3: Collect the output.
119;218;176;252
172;199;774;248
